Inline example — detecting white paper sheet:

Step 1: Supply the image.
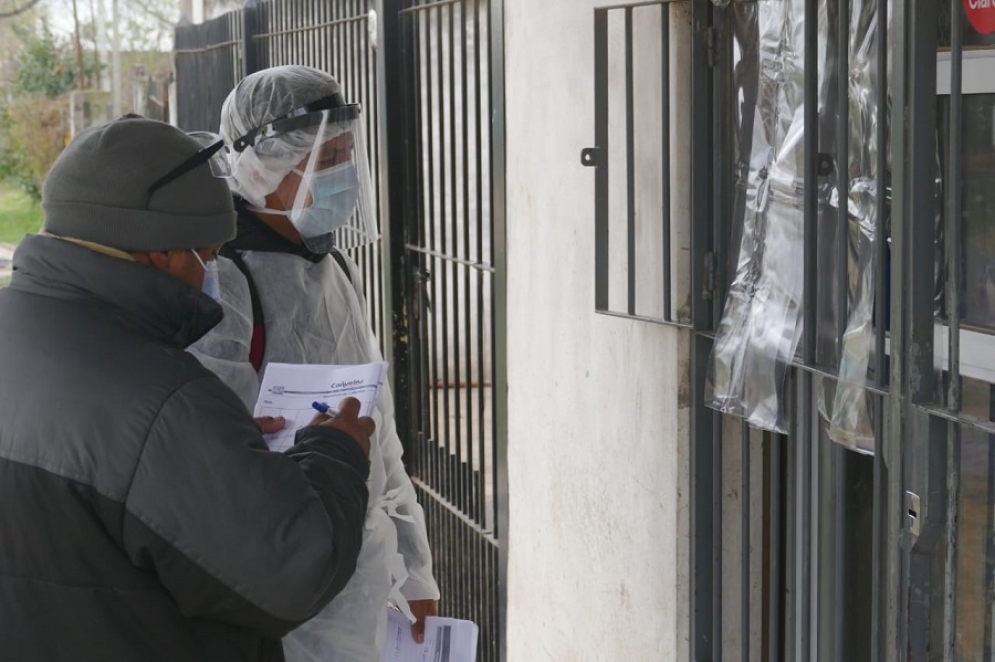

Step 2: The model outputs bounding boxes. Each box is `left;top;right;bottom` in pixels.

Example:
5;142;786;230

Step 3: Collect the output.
253;361;388;452
382;609;479;662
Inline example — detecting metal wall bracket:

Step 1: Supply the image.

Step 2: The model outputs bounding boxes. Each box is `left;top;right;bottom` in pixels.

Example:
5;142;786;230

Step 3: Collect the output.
580;147;604;167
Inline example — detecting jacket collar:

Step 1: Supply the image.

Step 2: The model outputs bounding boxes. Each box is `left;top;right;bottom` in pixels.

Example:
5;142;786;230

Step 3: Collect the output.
9;234;223;348
225;197;326;264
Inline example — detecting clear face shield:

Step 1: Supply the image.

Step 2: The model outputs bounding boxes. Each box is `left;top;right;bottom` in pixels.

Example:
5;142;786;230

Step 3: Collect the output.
232;98;378;253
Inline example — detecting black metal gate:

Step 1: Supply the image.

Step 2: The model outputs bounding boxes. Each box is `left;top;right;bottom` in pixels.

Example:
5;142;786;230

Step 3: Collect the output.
174;2;507;659
379;1;506;661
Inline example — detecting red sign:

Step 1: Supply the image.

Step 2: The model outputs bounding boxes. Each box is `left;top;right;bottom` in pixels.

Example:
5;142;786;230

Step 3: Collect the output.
965;0;995;34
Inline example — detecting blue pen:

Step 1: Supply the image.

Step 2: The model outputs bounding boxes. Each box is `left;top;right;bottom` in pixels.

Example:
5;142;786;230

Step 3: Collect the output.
312;401;338;416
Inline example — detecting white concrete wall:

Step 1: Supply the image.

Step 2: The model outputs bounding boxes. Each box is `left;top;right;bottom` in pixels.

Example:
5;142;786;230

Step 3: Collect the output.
503;1;690;659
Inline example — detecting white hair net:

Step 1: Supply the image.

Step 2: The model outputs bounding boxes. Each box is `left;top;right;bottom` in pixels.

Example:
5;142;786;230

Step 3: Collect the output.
220;65;341;208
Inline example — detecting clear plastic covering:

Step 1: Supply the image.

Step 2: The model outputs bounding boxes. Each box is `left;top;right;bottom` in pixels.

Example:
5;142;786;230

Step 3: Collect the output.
706;0;824;432
825;0;882;453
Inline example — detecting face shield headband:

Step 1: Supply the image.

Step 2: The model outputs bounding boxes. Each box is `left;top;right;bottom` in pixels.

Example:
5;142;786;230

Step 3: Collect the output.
230;93;348;154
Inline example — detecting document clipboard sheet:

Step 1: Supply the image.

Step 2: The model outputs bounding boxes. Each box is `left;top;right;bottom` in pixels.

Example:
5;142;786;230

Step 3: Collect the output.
253;361;388;452
381;608;478;662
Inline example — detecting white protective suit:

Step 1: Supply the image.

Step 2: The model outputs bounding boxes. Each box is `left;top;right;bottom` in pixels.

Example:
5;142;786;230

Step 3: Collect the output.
190;246;439;661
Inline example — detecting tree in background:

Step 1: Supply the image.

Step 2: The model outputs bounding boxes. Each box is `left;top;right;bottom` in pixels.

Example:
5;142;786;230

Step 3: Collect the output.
1;0;177;201
0;20;96;199
13;21;80;96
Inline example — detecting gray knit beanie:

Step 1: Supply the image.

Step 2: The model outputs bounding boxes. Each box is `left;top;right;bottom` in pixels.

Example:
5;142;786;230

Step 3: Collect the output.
42;115;236;252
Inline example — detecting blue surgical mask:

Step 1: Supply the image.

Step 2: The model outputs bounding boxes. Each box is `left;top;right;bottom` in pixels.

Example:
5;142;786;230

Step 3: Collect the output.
290;161;361;252
190;250;222;302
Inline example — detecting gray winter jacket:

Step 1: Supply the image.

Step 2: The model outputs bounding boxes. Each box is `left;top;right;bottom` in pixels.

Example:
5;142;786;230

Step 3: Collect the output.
0;235;370;661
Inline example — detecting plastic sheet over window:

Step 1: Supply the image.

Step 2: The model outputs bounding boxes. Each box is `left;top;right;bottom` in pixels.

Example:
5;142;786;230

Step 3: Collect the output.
706;0;825;433
825;0;883;453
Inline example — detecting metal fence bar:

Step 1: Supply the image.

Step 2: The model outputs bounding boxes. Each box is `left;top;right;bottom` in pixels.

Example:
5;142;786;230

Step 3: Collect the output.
423;1;440;501
593;9;609;312
987;386;995;661
766;433;785;662
689;0;717;657
741;419;751;662
459;0;475;525
830;6;851;651
473;0;487;532
625;7;636;316
660;4;672;322
796;0;819;656
489;0;508;653
450;0;464;520
946;0;963;412
941;6;964;659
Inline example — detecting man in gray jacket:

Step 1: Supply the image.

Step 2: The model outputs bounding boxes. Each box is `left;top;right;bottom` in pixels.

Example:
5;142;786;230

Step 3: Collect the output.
0;115;373;661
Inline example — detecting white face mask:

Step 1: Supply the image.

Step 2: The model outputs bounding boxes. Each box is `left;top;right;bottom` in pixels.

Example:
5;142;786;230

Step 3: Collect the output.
288;161;361;253
250;161;361;252
190;250;222;302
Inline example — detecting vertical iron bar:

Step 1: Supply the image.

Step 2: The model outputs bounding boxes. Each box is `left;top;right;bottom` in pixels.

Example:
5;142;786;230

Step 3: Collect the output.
885;0;909;656
594;9;609;312
414;4;429;482
242;0;260;75
488;0;508;654
713;412;723;662
986;386;995;662
872;392;885;662
832;5;851;652
438;2;453;507
460;0;475;523
425;3;441;496
377;0;410;471
276;0;283;67
767;433;785;662
447;0;464;517
661;4;671;322
943;420;961;662
474;0;486;528
871;0;889;654
947;0;963;412
625;7;636;316
711;0;729;321
742;420;751;662
837;0;850;348
943;5;965;660
799;0;818;657
689;0;716;657
473;0;494;529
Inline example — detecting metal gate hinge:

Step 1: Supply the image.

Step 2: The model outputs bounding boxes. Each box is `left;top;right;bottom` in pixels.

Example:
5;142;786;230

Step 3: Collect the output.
580;147;604;167
905;491;921;539
702;251;716;300
705;27;717;68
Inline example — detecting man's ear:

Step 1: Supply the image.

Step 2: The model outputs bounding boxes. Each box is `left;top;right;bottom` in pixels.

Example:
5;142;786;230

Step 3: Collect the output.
148;251;172;272
129;251;170;271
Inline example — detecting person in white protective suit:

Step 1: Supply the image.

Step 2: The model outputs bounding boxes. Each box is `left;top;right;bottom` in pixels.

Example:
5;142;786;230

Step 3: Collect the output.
188;65;440;662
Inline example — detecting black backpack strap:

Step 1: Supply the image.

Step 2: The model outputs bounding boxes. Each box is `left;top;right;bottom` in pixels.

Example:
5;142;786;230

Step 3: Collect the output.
219;246;267;371
217;246;352;371
329;248;353;285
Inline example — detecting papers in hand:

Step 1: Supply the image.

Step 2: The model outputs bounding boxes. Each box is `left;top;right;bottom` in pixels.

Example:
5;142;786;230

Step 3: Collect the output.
253;361;388;452
382;609;479;662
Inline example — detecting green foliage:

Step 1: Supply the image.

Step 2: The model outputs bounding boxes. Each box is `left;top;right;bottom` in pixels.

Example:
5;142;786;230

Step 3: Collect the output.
11;22;78;97
0;96;67;202
0;181;44;245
